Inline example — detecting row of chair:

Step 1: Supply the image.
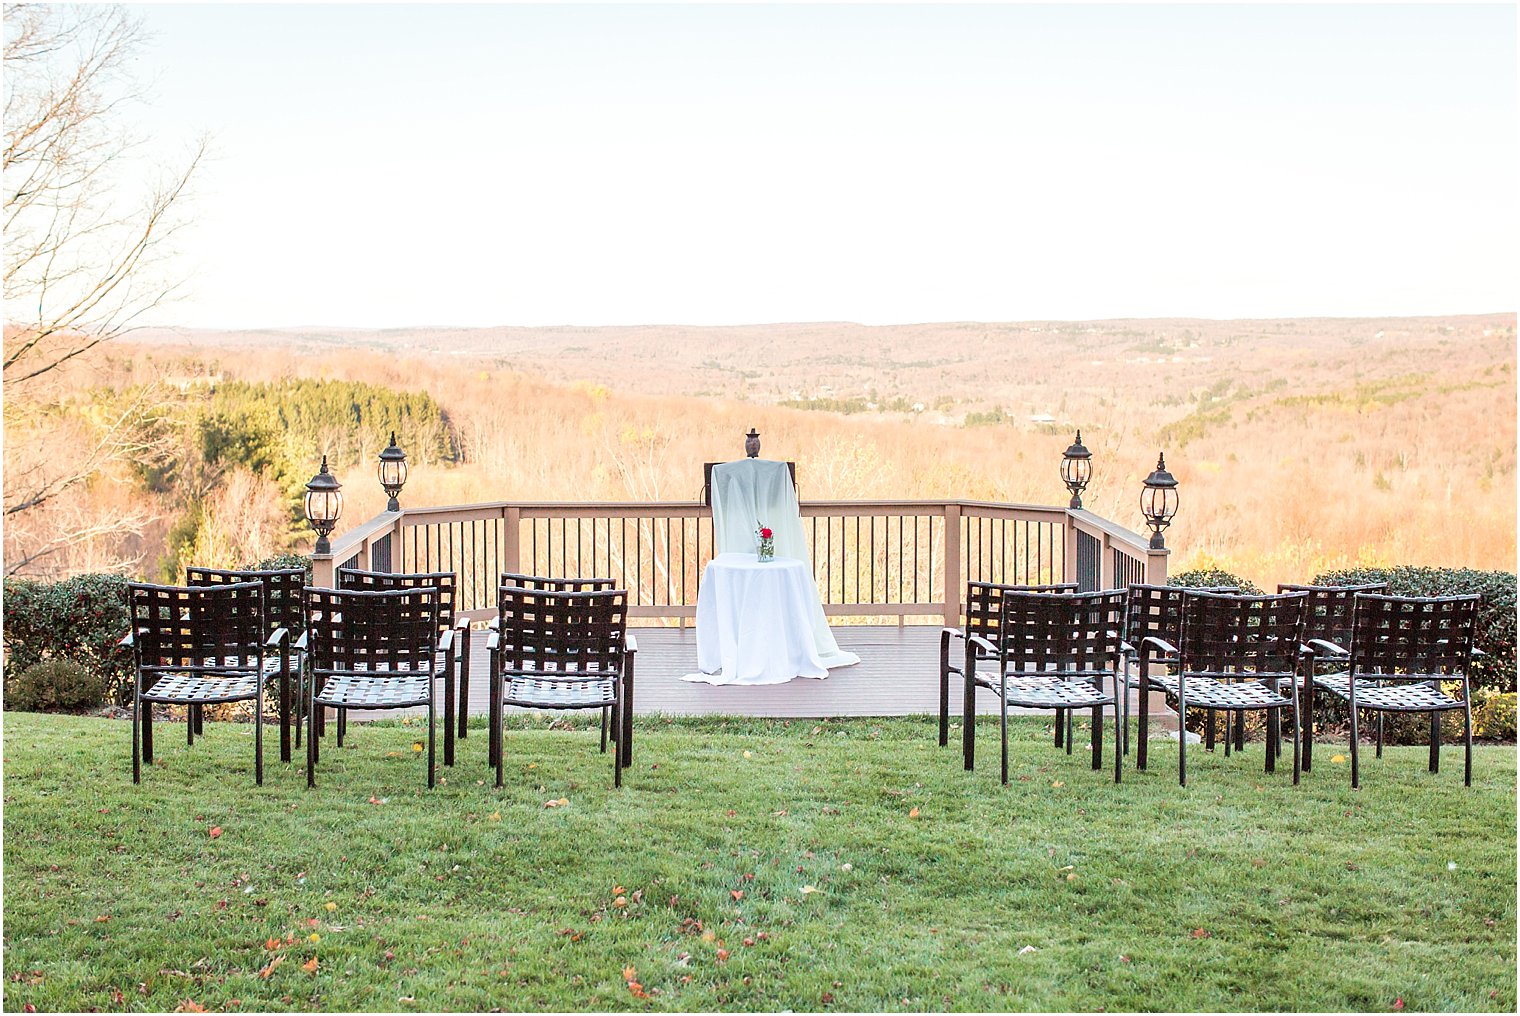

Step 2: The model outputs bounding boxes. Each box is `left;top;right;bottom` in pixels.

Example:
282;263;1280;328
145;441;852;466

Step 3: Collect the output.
939;581;1482;788
122;567;635;788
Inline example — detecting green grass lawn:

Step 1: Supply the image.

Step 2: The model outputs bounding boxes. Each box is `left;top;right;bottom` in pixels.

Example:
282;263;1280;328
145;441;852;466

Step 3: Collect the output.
2;711;1515;1013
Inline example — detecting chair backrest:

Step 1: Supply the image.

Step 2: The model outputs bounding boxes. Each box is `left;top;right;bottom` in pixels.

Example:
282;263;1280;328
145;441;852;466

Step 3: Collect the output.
500;572;617;593
187;567;305;638
338;568;456;638
1125;583;1239;650
996;589;1127;675
304;586;441;677
1350;592;1481;679
964;581;1079;643
495;584;628;677
1277;582;1388;648
127;581;265;672
1180;590;1307;678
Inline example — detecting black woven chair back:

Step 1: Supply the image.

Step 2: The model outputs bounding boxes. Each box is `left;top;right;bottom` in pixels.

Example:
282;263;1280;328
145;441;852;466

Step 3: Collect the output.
1125;583;1239;650
1278;582;1388;648
1350;593;1481;678
965;581;1079;643
127;581;265;672
997;589;1127;674
501;572;617;593
305;587;441;677
1180;591;1307;679
338;567;456;638
188;567;305;638
496;585;628;677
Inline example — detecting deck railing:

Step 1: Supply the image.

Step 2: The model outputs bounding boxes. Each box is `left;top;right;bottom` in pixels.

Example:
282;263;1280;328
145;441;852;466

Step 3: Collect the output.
316;498;1166;626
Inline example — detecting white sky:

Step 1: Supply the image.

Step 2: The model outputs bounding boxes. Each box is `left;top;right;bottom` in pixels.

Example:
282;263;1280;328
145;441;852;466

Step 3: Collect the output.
123;2;1517;328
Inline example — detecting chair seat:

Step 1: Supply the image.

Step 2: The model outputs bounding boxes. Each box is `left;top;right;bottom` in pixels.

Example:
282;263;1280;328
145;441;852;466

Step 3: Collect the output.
1312;674;1464;712
504;675;617;710
1169;675;1291;711
143;670;261;704
313;672;434;710
978;673;1114;709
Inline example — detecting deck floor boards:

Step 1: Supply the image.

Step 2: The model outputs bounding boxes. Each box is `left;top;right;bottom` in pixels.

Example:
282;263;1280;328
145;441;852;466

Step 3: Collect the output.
353;625;1169;722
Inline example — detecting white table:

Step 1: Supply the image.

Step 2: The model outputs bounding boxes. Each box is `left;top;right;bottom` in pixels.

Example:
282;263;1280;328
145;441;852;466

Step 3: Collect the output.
685;552;831;686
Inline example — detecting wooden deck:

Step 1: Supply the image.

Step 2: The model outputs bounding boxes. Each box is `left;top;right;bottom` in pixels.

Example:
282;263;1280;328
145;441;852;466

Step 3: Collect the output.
356;625;1172;722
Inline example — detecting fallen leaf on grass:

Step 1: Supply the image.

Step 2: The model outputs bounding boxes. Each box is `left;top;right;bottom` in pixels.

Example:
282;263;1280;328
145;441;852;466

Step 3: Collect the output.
302;958;318;974
908;807;920;818
208;827;223;839
742;750;753;759
1393;1000;1405;1011
715;949;730;962
174;1001;207;1013
95;914;112;923
1190;928;1211;939
543;798;570;809
324;902;337;911
1331;754;1346;764
800;885;820;895
259;955;285;979
1051;781;1065;788
731;890;744;901
1018;945;1037;955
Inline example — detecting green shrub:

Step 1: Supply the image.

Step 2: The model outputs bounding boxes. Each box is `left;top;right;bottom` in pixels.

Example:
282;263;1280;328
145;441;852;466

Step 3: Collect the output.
1312;566;1515;696
3;573;133;707
1168;568;1263;594
1473;690;1517;741
253;552;313;583
6;659;105;712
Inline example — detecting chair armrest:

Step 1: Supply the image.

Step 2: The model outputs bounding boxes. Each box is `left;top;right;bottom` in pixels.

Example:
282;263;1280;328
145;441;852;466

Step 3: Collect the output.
265;627;290;649
625;632;638;654
293;631;309;651
486;631;500;652
1305;638;1348;657
439;628;455;653
117;630;134;648
1140;636;1178;656
967;633;997;656
454;615;472;631
941;626;965;640
486;616;500;630
1472;646;1487;658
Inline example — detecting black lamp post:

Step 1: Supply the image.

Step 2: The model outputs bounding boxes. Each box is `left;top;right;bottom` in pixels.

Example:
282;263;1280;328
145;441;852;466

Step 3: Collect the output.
303;455;344;554
1140;452;1179;550
377;431;408;512
1061;430;1092;509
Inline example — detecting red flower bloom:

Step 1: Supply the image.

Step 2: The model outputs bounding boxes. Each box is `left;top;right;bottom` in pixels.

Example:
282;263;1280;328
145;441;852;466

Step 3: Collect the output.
760;528;773;539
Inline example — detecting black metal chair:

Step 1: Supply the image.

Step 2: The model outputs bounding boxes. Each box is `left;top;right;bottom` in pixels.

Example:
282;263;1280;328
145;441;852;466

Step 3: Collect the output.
1307;592;1481;789
300;586;443;788
187;567;305;762
496;573;619;750
123;581;271;785
962;589;1126;784
1121;583;1239;769
1166;590;1308;786
488;584;636;788
940;581;1077;748
336;568;466;764
1276;582;1387;771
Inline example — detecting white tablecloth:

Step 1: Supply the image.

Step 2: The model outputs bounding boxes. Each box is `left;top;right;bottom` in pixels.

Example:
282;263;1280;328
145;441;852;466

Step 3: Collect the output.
685;553;835;686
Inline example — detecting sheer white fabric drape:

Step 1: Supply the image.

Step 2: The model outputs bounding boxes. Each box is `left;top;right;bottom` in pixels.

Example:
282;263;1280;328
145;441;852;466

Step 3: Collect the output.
709;458;860;671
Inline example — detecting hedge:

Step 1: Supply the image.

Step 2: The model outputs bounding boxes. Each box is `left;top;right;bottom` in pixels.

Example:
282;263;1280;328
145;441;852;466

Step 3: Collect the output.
3;573;133;707
1168;568;1264;594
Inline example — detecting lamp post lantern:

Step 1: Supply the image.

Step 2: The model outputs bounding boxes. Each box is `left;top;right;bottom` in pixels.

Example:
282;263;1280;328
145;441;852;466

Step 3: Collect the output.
1140;452;1179;550
303;455;344;554
377;431;408;512
1061;430;1093;509
744;428;761;458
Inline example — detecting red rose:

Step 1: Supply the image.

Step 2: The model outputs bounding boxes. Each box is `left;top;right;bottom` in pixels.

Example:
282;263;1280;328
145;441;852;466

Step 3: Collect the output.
760;528;773;539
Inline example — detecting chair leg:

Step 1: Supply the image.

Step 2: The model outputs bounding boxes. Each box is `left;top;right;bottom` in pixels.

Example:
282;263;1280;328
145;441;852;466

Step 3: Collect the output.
494;682;505;789
279;654;292;763
142;698;154;764
1234;710;1245;752
1178;692;1188;787
1464;698;1473;787
336;706;346;748
132;691;142;784
962;661;976;771
621;654;635;769
255;686;264;787
187;706;195;747
1428;709;1440;774
1302;676;1314;773
938;637;950;747
457;627;470;742
1054;707;1065;749
1349;701;1360;790
613;699;623;789
999;696;1008;786
1290;683;1301;786
1121;670;1131;757
600;706;608;754
306;694;317;789
1137;660;1150;772
1377;713;1385;759
1090;702;1102;772
194;703;204;736
294;662;303;751
1206;710;1216;753
1065;709;1074;756
1265;707;1277;774
444;656;456;768
1113;691;1122;784
427;694;436;789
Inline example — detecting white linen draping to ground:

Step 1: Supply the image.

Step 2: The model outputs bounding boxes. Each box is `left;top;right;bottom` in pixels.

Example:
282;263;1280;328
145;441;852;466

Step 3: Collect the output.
683;457;861;685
